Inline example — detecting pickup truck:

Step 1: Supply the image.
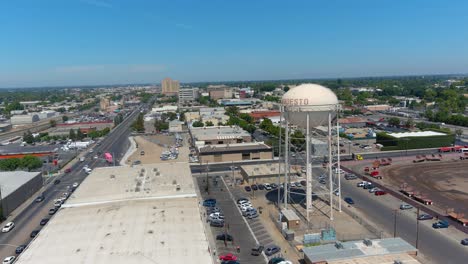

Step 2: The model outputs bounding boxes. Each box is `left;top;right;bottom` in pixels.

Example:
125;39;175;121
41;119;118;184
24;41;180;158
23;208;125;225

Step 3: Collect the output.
432;220;449;229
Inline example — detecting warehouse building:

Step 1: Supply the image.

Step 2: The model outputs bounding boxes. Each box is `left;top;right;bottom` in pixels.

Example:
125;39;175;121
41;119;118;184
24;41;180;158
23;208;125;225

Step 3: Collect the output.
0;171;43;217
15;163;212;264
10;114;40;125
197;142;272;163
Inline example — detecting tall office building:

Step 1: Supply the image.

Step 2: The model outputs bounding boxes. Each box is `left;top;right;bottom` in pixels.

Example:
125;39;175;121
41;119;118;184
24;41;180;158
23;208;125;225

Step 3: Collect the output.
161;77;180;96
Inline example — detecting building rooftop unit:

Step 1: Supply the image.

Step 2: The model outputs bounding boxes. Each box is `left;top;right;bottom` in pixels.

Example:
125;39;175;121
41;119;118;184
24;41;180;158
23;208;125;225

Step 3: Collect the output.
190;126;251;141
388;131;446;138
16;162;212;264
303;237;418;264
0;171;42;197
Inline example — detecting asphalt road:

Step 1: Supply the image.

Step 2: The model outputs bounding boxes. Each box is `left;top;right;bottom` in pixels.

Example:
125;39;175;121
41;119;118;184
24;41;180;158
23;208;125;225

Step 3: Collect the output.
339;175;468;264
0;107;141;260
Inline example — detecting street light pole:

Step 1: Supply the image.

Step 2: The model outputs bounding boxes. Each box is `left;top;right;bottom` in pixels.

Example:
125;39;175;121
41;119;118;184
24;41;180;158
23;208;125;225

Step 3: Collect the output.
416;207;420;250
393;209;398;237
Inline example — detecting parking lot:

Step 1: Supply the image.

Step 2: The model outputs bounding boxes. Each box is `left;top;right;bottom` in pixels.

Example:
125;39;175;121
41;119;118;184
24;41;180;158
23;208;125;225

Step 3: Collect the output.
197;175;288;263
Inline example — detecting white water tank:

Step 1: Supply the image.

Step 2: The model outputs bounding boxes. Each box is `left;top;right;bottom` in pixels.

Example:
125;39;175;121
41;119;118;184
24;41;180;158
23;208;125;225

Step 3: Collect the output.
281;83;338;128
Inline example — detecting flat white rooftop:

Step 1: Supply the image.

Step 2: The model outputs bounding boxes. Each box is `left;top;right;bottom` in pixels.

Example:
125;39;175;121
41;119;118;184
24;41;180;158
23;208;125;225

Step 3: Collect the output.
16;162;212;264
388;131;446;138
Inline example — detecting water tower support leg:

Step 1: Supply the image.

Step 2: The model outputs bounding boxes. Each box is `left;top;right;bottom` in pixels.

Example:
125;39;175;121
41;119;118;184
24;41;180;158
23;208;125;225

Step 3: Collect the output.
284;119;289;209
328;112;334;221
306;113;312;224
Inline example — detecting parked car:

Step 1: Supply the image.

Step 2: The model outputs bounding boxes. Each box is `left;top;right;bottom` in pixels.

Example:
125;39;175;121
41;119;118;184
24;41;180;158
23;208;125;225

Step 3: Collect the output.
300;180;306;186
15;245;27;254
265;245;281;256
432;220;449;229
221;261;240;264
251;245;264;256
30;230;40;238
245;210;259;219
210;220;224;227
251;184;258;191
258;184;265;190
53;179;61;185
363;183;374;190
369;187;379;193
72;182;79;188
49;208;57;215
417;214;434;221
35;195;45;203
40;218;50;226
2;256;15;264
268;257;286;264
345;173;357;180
357;181;367;187
219;253;237;261
2;222;15;233
216;233;233;241
344;197;355;205
374;190;387;196
203;199;216;207
270;183;278;189
400;204;413;210
461;238;468;246
244;186;252;192
64;168;72;173
209;212;225;219
263;183;272;190
236;198;249;204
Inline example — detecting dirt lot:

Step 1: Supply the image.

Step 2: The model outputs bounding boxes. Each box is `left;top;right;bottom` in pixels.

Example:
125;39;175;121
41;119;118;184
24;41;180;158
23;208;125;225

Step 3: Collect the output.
126;134;189;165
381;160;468;214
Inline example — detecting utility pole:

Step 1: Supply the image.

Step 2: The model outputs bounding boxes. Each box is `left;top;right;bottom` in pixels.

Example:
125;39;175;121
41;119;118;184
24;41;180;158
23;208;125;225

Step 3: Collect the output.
393;209;398;237
416;207;420;250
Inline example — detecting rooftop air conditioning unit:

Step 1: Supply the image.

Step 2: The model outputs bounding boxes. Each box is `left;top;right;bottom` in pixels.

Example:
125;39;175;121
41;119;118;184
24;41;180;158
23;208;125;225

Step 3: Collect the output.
363;239;372;246
334;242;344;249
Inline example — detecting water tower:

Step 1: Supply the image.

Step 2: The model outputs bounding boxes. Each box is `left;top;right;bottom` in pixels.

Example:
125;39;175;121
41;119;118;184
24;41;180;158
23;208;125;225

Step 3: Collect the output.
280;83;341;222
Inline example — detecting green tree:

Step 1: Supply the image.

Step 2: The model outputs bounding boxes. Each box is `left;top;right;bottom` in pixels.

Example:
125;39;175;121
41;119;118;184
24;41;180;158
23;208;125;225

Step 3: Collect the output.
76;129;85;140
388;117;401;127
154;120;169;131
69;129;76;140
23;130;35;144
192;120;204;127
20;155;43;171
131;113;145;132
205;121;214;127
455;129;463;138
49;119;57;127
62;115;69;122
404;118;414;128
284;86;290;92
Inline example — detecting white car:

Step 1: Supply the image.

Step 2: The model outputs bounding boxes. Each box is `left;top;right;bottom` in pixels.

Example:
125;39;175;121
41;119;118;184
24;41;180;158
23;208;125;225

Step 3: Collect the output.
3;256;15;264
2;222;14;233
357;181;368;187
264;183;272;190
334;190;340;196
238;200;252;206
369;187;379;193
72;182;79;188
209;212;224;219
240;205;254;212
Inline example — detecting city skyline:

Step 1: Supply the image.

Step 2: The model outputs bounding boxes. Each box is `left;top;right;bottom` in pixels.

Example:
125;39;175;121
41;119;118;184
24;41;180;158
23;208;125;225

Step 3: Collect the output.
1;0;468;88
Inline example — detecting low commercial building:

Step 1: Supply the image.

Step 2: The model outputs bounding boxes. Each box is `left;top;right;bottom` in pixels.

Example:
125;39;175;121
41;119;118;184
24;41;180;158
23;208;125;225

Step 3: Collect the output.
364;104;391;112
303;238;418;264
218;99;256;106
208;86;233;100
169;120;184;132
37;110;58;120
16;163;212;264
250;110;281;122
377;130;454;150
0;171;43;217
190;125;251;145
0;122;12;132
10;114;40;125
197;142;272;163
152;105;178;113
339;117;367;128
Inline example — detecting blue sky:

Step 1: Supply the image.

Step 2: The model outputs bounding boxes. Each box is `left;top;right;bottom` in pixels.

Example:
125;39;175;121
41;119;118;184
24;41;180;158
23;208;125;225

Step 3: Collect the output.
1;0;468;88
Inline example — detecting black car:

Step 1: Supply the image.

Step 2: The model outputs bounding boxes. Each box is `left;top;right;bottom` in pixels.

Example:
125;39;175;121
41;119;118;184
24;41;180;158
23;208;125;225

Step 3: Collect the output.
40;218;50;226
461;238;468;246
244;186;252;192
15;245;27;254
30;230;40;238
344;197;355;204
251;184;258;191
216;233;233;241
35;195;45;203
48;208;57;215
251;245;264;256
53;179;61;185
270;183;278;189
210;220;224;227
268;257;286;264
258;184;265;190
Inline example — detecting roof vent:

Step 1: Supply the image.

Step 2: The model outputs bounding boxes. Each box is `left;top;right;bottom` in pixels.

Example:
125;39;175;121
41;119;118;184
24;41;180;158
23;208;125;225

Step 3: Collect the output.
335;242;344;249
363;239;373;246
